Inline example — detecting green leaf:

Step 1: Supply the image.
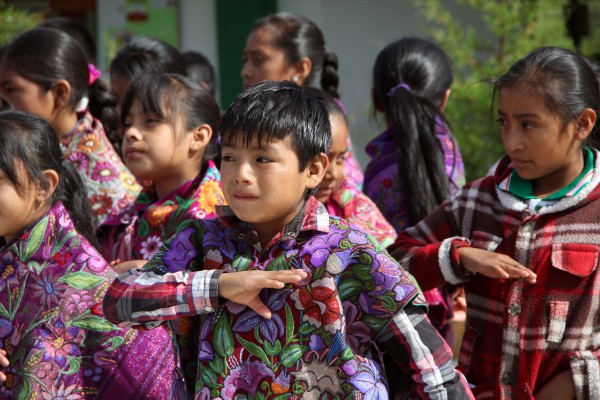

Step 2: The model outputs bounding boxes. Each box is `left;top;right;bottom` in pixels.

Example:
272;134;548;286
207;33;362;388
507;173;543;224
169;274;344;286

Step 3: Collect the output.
284;303;294;345
58;272;105;290
232;255;251;272
21;218;47;261
237;335;271;367
279;344;307;368
11;275;28;319
353;264;372;282
274;395;291;400
380;295;397;312
255;392;266;400
201;367;217;389
264;339;282;357
27;260;43;274
213;314;234;357
63;355;81;375
15;374;30;400
363;315;389;333
338;279;363;300
103;336;125;352
298;322;316;336
209;355;224;374
139;219;149;238
72;316;119;332
0;303;9;318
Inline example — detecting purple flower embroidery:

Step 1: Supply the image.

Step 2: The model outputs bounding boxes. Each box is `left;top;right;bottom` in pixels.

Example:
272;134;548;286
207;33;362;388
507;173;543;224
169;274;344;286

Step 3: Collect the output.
139;235;162;260
347;360;387;400
221;360;274;400
31;270;66;308
203;222;237;259
35;319;82;368
198;314;214;362
298;227;345;268
91;161;117;182
164;227;198;272
232;289;290;344
343;301;371;353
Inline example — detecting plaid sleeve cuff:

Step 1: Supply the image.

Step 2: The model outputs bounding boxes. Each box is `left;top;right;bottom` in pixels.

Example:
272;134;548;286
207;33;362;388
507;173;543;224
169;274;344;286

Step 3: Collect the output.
570;350;600;400
186;269;223;314
439;237;472;285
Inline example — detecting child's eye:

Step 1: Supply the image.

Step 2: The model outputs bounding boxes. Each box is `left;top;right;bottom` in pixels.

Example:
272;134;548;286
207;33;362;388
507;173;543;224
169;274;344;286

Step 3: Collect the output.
496;118;507;126
221;155;235;162
522;122;535;129
256;157;272;163
123;122;132;130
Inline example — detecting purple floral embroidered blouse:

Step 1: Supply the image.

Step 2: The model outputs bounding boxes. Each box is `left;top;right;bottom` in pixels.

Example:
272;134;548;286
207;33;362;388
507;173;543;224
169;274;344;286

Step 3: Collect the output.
104;197;472;399
0;202;173;399
60;111;140;229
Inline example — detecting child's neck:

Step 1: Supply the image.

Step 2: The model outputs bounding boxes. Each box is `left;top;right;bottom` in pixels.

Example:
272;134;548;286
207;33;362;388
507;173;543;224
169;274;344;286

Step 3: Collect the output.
54;111;79;137
531;151;585;198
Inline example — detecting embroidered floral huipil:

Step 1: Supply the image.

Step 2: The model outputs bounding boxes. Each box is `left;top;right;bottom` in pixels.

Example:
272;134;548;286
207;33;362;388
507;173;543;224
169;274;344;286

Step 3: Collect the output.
325;177;396;248
104;197;473;399
60;111;140;228
0;202;173;399
99;161;225;262
389;152;600;399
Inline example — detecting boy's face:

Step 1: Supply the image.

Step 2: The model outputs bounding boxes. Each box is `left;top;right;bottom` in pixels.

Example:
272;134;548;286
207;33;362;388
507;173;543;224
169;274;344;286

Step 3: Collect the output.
221;134;327;243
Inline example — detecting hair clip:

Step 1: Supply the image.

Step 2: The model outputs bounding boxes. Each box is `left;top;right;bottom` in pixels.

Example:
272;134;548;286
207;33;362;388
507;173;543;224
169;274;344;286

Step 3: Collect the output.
387;83;411;97
88;64;101;86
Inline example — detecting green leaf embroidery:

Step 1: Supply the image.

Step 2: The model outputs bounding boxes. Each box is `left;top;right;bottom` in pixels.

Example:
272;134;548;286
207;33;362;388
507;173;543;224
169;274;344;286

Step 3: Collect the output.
380;295;397;312
353;264;372;282
298;323;316;336
200;367;218;389
237;335;271;367
284;303;294;345
279;344;307;368
0;303;9;319
102;336;125;352
139;219;149;238
264;339;282;357
363;315;390;333
209;355;224;375
231;256;251;272
21;217;48;261
273;395;292;400
72;316;119;332
213;314;234;357
58;272;105;290
15;374;30;400
338;279;363;300
63;355;81;375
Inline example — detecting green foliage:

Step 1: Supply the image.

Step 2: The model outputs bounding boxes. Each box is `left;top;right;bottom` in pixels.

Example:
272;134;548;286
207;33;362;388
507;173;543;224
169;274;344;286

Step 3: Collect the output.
415;0;573;180
0;1;43;45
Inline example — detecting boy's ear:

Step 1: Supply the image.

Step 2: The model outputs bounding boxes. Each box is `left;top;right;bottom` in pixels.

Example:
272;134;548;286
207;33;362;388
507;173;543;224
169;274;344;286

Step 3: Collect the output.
292;57;312;86
36;169;59;205
576;108;597;140
50;80;72;110
189;124;212;152
305;152;328;189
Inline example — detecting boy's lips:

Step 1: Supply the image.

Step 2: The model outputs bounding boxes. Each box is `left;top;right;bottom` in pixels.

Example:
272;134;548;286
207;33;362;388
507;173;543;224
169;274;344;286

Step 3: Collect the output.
124;147;144;156
233;192;258;200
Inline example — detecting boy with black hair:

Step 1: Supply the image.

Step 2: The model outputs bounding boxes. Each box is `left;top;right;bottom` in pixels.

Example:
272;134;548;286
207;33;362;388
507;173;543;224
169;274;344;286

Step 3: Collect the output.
104;81;472;399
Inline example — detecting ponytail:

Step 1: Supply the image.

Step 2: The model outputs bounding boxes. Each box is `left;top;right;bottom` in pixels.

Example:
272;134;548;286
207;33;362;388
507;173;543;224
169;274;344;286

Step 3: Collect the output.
388;89;450;224
321;49;340;99
87;79;121;156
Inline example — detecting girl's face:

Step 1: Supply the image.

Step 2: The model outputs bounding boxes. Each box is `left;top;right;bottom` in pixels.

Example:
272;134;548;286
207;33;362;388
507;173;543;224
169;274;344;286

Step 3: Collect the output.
0;65;55;121
0;164;47;243
498;85;589;196
122;98;199;197
241;27;298;90
316;113;348;203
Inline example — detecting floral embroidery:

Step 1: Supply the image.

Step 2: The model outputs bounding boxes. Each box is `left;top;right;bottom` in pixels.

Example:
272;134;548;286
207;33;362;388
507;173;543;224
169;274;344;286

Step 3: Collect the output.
91;161;117;182
290;277;342;333
76;133;100;153
139;235;162;260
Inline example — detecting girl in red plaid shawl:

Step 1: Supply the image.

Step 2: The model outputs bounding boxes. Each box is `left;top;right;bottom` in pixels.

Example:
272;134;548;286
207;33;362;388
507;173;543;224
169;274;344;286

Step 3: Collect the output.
391;47;600;399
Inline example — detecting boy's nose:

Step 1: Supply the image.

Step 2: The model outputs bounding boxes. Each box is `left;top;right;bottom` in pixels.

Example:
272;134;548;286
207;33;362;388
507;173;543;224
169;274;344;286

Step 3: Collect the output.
232;162;252;183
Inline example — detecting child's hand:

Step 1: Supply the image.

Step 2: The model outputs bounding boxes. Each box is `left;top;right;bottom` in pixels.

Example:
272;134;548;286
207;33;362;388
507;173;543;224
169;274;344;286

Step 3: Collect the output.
458;247;537;284
218;270;307;319
0;349;9;382
534;370;575;400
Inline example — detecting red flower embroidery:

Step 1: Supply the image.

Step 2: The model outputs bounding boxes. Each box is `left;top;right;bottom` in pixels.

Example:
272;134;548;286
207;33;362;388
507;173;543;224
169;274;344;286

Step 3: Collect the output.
290;276;342;333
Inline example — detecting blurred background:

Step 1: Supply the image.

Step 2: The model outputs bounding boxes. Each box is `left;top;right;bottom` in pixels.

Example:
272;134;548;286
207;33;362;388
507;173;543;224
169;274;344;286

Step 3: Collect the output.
1;0;598;180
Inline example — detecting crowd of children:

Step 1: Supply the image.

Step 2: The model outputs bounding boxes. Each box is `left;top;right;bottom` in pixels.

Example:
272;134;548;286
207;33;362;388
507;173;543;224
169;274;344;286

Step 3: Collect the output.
0;9;598;400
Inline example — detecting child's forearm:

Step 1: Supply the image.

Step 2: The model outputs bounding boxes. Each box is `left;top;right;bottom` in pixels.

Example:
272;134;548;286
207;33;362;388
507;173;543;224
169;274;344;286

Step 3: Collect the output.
103;268;222;328
378;304;474;399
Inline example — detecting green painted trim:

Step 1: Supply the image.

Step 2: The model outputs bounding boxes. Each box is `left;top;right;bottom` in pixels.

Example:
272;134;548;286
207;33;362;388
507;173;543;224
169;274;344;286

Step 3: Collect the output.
216;0;276;108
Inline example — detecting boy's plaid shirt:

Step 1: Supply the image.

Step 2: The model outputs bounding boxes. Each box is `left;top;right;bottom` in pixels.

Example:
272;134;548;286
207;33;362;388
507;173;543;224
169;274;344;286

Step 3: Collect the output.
390;153;600;399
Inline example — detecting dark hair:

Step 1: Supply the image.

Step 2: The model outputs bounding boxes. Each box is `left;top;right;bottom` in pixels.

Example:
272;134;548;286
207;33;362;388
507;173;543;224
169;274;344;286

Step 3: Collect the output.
182;50;217;97
0;28;121;156
0;111;97;247
110;37;186;82
303;87;345;120
38;17;97;64
494;47;600;149
252;12;340;98
372;36;455;225
121;73;221;169
220;80;330;172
